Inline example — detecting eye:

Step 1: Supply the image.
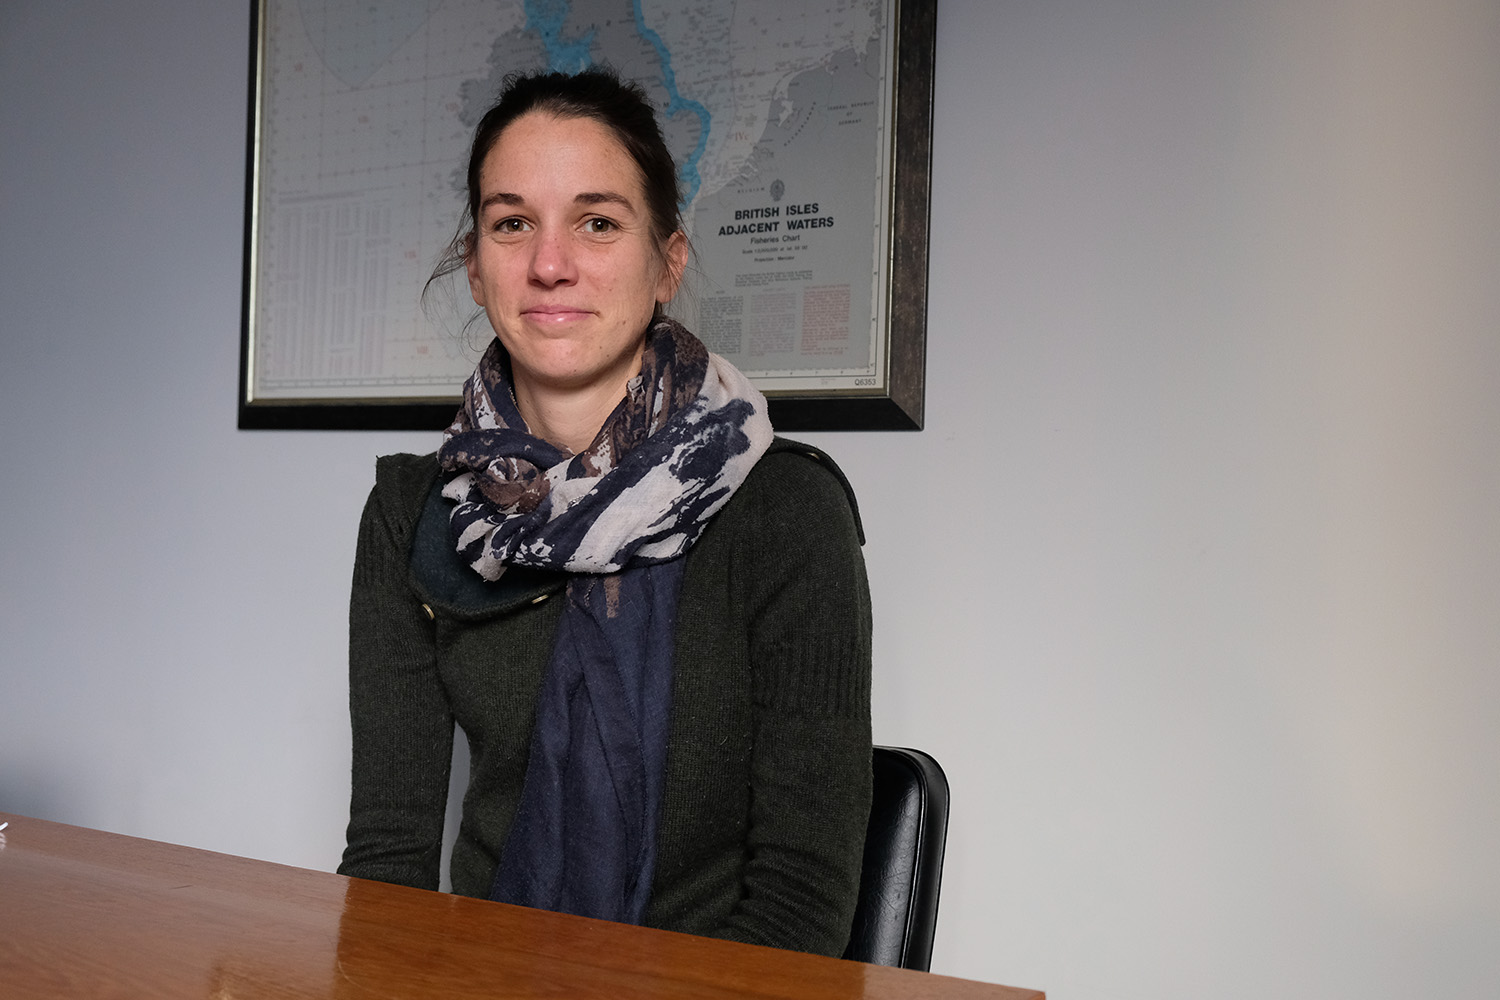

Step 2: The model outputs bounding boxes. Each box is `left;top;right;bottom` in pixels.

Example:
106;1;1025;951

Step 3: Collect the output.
493;217;528;233
583;217;616;234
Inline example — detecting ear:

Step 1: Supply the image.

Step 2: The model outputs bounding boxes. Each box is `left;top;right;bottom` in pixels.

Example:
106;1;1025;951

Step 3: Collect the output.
464;233;485;306
655;230;689;303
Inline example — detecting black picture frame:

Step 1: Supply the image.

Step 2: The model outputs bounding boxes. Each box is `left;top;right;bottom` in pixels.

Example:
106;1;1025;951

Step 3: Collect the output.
239;0;933;432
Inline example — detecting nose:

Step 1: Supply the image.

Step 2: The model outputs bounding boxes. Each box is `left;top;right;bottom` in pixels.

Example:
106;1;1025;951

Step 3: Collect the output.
528;226;577;288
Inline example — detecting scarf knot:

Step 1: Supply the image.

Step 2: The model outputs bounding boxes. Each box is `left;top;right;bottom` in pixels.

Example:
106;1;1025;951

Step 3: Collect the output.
438;318;769;580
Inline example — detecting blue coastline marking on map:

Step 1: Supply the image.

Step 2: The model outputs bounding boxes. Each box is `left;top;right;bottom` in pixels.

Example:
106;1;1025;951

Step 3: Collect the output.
525;0;596;72
518;0;711;209
630;0;711;207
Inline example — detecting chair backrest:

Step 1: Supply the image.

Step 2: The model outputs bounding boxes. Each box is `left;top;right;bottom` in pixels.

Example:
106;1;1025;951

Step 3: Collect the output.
841;746;950;971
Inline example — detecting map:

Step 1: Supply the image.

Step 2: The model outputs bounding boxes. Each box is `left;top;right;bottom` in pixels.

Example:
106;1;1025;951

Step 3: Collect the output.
247;0;896;402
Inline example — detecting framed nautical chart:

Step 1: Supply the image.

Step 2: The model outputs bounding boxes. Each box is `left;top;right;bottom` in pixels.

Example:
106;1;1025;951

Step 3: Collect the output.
240;0;933;430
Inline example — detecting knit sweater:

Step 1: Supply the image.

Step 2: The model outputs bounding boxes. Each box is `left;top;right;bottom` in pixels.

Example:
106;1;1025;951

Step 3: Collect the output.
337;440;873;957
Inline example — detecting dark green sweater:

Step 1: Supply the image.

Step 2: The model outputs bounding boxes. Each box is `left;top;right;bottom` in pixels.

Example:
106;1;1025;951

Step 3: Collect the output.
338;441;873;957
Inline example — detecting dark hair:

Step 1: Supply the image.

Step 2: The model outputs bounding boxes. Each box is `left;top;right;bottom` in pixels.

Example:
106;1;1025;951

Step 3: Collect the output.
430;67;684;290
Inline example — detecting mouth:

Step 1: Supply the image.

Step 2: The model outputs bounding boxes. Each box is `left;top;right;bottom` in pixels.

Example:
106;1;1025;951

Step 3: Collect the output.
522;306;594;324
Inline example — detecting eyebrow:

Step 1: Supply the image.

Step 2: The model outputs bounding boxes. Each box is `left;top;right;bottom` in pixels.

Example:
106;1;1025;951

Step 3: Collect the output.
575;191;635;210
478;190;638;212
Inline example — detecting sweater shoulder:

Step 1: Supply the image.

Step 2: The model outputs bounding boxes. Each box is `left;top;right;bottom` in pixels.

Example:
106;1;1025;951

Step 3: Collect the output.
355;452;440;570
374;451;441;504
743;437;864;544
370;452;439;519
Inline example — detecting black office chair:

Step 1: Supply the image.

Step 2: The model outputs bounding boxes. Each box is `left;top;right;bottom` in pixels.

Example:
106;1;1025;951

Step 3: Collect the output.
842;746;950;971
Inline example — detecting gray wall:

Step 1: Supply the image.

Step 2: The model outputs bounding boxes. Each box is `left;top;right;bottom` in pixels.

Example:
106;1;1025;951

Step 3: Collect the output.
3;2;1497;997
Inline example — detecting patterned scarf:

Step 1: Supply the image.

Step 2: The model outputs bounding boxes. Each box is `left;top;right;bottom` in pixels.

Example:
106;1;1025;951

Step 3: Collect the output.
437;318;772;922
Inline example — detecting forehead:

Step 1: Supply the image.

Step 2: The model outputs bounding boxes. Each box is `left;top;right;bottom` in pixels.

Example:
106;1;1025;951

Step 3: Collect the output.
479;112;645;200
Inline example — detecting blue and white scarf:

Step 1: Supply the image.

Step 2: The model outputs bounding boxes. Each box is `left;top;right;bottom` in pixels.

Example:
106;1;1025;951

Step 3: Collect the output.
437;318;772;923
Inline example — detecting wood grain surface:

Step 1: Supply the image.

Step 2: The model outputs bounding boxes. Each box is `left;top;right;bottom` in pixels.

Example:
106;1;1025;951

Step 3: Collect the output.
0;812;1042;999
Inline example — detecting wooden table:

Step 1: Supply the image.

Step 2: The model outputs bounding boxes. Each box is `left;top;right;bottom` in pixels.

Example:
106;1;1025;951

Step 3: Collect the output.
0;812;1042;999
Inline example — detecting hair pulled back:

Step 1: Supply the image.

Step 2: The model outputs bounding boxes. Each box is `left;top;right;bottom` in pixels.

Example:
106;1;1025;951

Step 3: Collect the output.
430;67;684;289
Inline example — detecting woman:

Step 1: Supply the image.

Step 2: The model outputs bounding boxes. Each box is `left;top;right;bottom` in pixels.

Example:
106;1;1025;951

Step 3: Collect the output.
337;69;872;958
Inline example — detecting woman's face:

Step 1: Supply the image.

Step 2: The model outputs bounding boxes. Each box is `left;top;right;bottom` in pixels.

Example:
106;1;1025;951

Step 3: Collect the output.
465;111;687;404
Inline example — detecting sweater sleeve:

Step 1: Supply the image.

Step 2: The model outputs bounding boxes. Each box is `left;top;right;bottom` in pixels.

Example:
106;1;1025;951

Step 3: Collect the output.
337;454;453;891
716;448;874;956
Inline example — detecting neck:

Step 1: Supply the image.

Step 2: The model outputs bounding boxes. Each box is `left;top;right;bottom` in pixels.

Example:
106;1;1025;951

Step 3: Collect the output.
513;379;627;455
